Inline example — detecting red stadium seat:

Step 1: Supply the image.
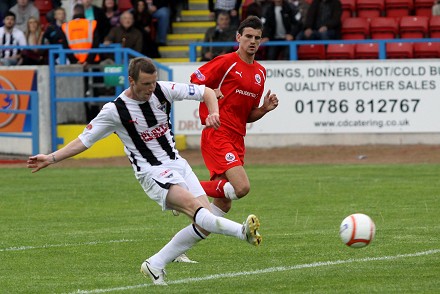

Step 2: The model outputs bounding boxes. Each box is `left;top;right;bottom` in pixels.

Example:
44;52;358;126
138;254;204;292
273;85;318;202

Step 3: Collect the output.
340;0;357;21
414;42;440;58
297;44;326;60
356;0;385;19
118;0;133;12
384;0;414;18
33;0;53;14
414;0;435;16
386;42;413;58
355;42;379;59
341;17;370;39
429;15;440;37
326;44;356;59
399;16;429;38
370;17;399;39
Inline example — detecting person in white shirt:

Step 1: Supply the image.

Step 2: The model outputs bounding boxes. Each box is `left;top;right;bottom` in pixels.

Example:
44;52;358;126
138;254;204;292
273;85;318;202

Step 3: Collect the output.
0;11;27;66
27;57;262;286
8;0;40;33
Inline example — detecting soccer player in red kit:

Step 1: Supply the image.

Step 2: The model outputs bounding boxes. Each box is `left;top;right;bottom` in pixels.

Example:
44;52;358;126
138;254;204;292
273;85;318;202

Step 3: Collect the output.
189;16;279;233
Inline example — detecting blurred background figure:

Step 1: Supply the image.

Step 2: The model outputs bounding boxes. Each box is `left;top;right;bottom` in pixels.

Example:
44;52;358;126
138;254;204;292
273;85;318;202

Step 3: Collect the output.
433;0;440;15
22;16;45;65
9;0;40;32
104;10;142;54
296;0;342;40
132;0;160;57
200;11;236;61
261;0;301;60
102;0;120;28
0;11;27;66
244;0;268;18
81;0;108;43
209;0;242;28
289;0;309;27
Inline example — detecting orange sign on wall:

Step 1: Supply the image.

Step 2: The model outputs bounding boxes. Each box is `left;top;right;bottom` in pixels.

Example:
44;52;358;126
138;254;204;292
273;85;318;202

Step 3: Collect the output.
0;70;36;132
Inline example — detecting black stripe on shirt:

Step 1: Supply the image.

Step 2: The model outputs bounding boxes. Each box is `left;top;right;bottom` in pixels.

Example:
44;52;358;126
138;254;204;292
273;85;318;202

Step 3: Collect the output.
113;98;161;166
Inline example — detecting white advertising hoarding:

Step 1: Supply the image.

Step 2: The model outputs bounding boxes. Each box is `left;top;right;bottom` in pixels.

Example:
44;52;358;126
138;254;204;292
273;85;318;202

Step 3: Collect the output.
169;59;440;135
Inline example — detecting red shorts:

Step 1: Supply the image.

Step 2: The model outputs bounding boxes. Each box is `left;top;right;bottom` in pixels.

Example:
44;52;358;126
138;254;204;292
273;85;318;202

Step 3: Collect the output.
201;127;245;180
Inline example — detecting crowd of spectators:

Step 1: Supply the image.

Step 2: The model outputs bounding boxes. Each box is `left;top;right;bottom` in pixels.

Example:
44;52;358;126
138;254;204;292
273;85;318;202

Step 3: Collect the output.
1;0;439;65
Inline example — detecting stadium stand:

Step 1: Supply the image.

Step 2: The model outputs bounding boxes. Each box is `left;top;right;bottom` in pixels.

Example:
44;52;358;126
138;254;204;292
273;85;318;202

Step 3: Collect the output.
355;42;380;58
356;0;385;19
384;0;414;18
414;0;435;16
414;41;440;57
370;17;399;39
340;0;357;21
297;44;326;60
399;15;429;38
341;17;370;39
429;15;440;37
386;42;414;58
326;43;356;59
118;0;133;12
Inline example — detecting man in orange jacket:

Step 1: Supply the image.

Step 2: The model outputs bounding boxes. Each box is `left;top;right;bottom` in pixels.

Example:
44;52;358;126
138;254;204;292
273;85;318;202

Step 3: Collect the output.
62;4;100;65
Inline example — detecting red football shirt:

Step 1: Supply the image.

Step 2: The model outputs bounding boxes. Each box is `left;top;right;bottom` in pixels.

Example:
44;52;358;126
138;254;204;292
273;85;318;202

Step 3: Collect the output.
190;52;266;136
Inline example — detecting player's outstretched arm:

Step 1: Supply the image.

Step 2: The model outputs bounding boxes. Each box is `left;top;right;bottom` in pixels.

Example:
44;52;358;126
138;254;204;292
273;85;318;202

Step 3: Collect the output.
27;138;88;173
247;90;279;123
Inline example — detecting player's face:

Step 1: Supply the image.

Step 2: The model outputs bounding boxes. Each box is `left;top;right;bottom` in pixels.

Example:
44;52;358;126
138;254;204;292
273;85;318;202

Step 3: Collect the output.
237;27;262;55
129;71;157;102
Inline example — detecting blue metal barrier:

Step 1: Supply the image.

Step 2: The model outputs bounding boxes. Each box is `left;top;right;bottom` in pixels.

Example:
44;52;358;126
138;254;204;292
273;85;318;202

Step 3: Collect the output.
48;46;173;151
189;38;440;62
0;90;39;154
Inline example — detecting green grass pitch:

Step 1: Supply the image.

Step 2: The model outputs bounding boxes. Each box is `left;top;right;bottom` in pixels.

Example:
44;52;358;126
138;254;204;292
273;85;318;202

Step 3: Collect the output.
1;163;439;293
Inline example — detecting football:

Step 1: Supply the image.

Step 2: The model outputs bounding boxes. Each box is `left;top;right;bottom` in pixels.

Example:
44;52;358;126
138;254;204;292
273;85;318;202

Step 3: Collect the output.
339;213;376;248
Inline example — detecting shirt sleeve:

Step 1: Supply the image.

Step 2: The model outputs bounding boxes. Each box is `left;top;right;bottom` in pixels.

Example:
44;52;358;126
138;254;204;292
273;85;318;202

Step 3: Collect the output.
158;81;206;102
78;102;118;148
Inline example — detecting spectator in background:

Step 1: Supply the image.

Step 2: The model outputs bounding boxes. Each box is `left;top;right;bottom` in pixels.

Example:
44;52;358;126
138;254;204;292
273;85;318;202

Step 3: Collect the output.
433;1;440;15
104;10;142;53
0;1;17;27
244;0;268;18
209;0;242;28
62;4;100;65
200;11;236;61
42;6;77;64
22;16;44;65
81;0;109;43
296;0;341;40
102;0;120;28
289;0;309;26
9;0;39;33
132;0;161;58
0;11;26;66
148;0;171;46
261;0;300;60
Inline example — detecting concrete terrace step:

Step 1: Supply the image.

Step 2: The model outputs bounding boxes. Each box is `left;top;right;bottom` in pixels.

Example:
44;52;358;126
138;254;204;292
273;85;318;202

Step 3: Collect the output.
153;57;190;63
158;45;201;58
180;10;211;21
172;21;215;34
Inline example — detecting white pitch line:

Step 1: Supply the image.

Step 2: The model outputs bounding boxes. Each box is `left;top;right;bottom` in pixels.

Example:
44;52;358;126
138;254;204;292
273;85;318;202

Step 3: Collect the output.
0;239;135;252
71;249;440;294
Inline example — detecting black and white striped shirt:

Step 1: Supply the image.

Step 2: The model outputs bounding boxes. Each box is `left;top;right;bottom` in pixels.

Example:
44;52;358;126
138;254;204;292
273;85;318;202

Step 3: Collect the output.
0;27;26;58
79;81;206;174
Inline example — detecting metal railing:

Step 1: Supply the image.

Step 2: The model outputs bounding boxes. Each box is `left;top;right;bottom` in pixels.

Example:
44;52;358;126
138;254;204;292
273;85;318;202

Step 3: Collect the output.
0;89;39;154
188;38;440;62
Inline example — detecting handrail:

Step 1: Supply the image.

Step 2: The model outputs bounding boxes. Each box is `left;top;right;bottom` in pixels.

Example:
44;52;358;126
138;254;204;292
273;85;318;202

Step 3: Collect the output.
188;38;440;62
0;89;39;154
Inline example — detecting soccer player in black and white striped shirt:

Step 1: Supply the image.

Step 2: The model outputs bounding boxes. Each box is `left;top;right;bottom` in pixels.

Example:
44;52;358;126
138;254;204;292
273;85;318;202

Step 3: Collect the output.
27;57;262;285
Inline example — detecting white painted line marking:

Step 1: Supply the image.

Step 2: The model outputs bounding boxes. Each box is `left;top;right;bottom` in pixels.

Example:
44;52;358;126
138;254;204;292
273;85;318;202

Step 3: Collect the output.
71;249;440;293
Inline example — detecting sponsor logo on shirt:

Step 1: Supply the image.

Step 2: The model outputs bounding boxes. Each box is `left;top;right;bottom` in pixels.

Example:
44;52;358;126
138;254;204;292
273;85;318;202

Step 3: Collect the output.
255;74;262;86
235;89;257;98
86;124;92;130
140;123;169;142
194;70;205;81
225;152;237;164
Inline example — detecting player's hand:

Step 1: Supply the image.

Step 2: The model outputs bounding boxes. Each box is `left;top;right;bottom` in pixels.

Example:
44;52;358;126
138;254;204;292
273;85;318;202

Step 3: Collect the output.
27;154;52;173
205;112;221;129
262;90;279;112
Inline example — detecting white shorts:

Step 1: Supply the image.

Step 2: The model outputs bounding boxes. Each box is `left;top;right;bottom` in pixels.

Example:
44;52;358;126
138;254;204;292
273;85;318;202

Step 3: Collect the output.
136;158;206;210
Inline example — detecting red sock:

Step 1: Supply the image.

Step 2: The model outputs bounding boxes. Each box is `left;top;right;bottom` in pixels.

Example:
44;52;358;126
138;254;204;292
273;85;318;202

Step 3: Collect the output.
201;180;227;198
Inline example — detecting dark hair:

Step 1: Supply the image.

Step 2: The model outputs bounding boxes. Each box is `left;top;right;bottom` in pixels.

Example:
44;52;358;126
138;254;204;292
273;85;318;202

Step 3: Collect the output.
102;0;118;12
4;11;16;20
128;57;156;81
237;16;263;35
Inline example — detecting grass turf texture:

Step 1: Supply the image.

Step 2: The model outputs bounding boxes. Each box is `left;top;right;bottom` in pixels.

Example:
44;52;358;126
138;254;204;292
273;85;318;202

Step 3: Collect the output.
1;164;439;293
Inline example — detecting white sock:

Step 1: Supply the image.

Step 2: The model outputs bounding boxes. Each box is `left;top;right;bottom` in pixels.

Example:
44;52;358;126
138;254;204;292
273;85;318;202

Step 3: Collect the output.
149;224;206;269
223;182;239;200
210;202;227;217
194;207;245;240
